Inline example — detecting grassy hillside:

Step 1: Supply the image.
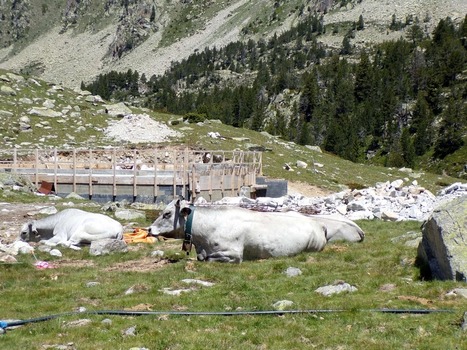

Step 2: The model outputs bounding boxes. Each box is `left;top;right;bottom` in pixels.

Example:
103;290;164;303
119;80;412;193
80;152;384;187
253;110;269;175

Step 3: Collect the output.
0;68;460;194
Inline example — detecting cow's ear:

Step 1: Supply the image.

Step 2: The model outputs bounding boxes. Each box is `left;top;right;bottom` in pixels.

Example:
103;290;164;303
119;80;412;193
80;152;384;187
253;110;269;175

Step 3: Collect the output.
181;207;192;217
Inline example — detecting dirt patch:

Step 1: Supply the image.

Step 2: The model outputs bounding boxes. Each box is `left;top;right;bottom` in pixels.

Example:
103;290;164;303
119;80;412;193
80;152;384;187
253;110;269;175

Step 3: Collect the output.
104;256;170;272
52;259;95;269
287;181;334;197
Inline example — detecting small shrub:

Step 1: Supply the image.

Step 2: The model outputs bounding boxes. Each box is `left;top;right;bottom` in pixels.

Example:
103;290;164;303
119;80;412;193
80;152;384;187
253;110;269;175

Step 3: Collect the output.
183;112;207;123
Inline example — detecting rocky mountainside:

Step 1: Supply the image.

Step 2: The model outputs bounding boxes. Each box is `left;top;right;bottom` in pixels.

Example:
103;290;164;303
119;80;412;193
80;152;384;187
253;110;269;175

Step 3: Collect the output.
0;0;465;89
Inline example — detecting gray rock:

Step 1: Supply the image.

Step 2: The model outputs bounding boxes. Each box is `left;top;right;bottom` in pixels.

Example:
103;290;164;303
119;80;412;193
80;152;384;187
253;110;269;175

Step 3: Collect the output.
181;279;215;287
0;110;14;117
89;239;128;256
64;319;91;328
417;196;467;281
315;281;358;296
86;282;101;287
49;249;63;257
296;160;308;169
114;209;145;220
0;254;17;263
123;326;137;336
151;250;164;257
381;210;399;221
65;192;85;200
18;97;33;104
7;72;25;82
305;145;322;153
0;85;16;96
103;102;132;117
28;107;62;118
1;241;34;255
272;300;294;311
445;288;467;299
101;318;112;326
284;267;302;277
42;99;55;109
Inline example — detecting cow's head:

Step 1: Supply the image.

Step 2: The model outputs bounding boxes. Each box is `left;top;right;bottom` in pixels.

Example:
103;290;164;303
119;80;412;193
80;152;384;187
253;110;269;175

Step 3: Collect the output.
20;222;38;241
148;199;192;239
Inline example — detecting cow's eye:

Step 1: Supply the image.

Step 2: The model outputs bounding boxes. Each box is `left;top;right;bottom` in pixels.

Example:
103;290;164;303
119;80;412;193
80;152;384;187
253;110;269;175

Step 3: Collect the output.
163;212;171;219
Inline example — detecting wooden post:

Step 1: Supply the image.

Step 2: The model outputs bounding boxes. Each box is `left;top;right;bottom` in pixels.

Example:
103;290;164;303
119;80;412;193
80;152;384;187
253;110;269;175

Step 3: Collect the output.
133;149;137;199
53;148;58;192
154;148;158;198
172;149;177;197
191;163;197;203
258;152;263;175
183;148;188;198
89;149;93;197
72;149;77;193
34;149;39;187
112;148;117;198
12;148;17;173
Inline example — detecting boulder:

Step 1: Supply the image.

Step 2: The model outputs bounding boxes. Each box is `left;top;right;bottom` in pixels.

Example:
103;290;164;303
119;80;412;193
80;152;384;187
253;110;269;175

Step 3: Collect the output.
0;85;16;96
89;239;128;256
103;102;132;117
28;107;62;118
0;110;14;117
417;196;467;281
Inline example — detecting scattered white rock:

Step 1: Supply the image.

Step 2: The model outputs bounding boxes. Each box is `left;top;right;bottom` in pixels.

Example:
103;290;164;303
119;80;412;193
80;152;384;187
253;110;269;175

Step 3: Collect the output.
284;267;302;277
315;281;358;296
272;300;294;311
49;249;62;257
86;282;101;288
181;279;215;287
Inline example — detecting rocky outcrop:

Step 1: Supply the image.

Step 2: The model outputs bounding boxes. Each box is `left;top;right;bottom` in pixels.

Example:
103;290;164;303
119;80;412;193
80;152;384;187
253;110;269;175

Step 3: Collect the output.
417;196;467;281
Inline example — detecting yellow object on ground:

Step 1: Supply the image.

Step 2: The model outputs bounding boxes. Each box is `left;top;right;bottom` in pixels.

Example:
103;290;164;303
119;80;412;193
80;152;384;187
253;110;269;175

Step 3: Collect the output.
123;228;157;244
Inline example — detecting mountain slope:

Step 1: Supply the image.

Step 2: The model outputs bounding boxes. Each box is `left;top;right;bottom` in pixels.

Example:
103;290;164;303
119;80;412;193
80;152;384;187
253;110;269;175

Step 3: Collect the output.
0;68;460;194
0;0;465;88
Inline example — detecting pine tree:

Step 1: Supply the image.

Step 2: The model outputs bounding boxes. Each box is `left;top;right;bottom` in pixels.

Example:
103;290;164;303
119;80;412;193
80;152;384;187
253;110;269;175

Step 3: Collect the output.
341;33;352;55
411;92;434;156
354;51;373;103
400;128;416;168
299;69;319;122
150;5;156;22
434;97;466;158
357;15;364;30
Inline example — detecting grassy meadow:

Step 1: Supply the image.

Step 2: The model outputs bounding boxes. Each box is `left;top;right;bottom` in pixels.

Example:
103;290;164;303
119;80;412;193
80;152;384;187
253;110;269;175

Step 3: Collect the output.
1;219;466;350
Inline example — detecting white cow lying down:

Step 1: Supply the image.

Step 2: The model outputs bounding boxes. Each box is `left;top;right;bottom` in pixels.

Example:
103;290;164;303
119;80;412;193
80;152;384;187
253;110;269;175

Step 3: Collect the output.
20;208;123;249
149;199;328;263
306;214;364;242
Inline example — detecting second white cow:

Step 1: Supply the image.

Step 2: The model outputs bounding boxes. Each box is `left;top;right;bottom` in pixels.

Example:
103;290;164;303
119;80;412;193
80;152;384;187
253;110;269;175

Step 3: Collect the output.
20;208;123;249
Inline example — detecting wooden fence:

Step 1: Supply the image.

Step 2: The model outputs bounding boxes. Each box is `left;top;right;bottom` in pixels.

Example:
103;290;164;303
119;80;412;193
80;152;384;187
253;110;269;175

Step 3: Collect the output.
0;148;263;202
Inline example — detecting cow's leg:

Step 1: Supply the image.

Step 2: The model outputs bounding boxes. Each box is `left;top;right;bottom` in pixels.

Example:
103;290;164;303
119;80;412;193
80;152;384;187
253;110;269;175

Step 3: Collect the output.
40;235;62;246
205;251;242;263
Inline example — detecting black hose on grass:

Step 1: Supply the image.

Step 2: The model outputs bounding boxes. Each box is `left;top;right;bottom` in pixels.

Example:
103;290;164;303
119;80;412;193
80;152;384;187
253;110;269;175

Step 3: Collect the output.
0;308;455;330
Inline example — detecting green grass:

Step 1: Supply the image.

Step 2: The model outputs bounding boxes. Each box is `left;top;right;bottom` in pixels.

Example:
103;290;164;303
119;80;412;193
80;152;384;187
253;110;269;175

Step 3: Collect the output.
1;220;466;349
